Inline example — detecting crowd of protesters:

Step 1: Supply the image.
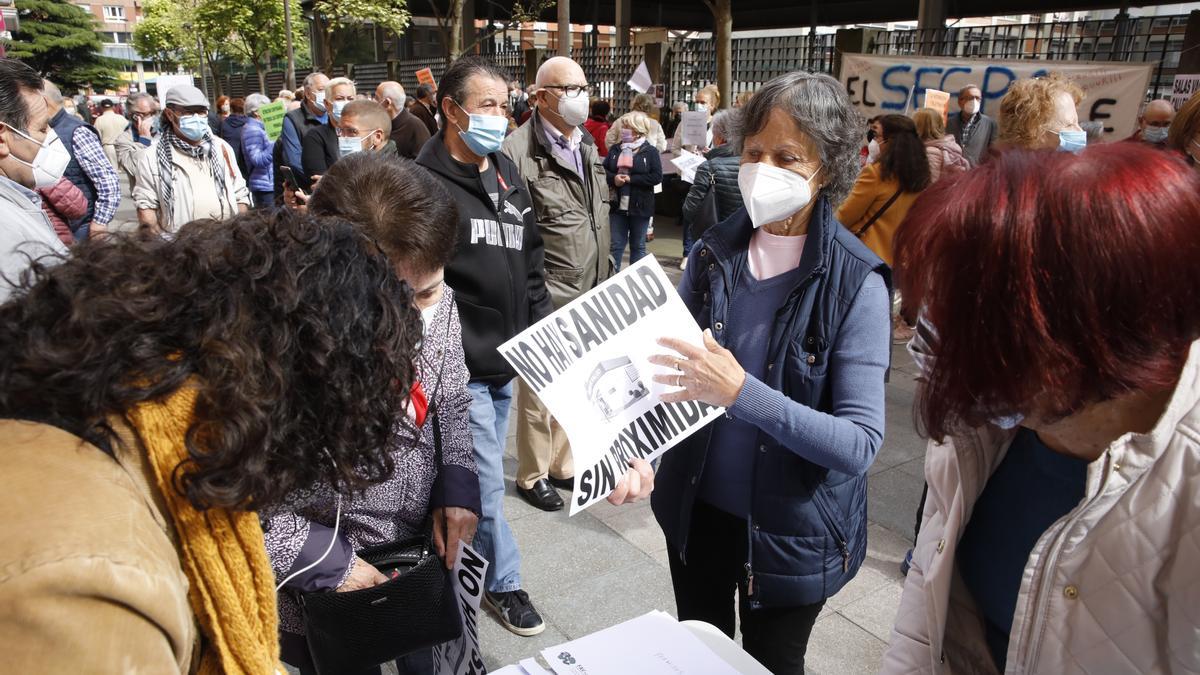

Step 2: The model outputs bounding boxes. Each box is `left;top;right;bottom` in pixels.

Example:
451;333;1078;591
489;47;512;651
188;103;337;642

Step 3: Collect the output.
1;49;1199;675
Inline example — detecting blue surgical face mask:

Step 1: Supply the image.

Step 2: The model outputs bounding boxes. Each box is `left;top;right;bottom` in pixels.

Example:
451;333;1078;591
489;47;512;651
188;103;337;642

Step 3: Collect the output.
452;101;507;157
1142;126;1169;144
331;99;349;122
178;114;210;142
1058;129;1087;153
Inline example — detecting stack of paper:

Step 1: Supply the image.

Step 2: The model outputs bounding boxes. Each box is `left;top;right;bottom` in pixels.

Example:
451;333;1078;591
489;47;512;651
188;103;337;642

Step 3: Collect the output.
538;611;741;674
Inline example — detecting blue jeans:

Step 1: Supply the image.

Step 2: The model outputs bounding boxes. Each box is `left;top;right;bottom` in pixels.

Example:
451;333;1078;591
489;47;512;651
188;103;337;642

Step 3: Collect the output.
682;225;694;259
610;211;650;271
467;380;522;593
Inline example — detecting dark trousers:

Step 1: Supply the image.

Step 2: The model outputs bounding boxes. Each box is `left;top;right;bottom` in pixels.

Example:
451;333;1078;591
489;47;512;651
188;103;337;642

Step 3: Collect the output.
666;500;825;675
280;631;435;675
252;190;276;210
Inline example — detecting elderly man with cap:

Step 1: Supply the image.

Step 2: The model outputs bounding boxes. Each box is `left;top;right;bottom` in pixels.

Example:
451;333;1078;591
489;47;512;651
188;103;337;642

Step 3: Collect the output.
1128;99;1175;146
133;85;249;236
502;55;612;512
375;80;430;159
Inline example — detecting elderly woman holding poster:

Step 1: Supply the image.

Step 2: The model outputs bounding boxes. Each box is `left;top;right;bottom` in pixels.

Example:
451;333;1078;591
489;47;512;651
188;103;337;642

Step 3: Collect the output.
647;72;891;675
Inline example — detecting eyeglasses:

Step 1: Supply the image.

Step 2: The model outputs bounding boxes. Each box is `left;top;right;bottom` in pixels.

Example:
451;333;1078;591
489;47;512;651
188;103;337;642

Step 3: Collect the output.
543;84;591;99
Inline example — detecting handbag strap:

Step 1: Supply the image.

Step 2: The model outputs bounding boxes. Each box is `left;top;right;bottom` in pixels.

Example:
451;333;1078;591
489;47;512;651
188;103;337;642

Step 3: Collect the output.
855;187;903;238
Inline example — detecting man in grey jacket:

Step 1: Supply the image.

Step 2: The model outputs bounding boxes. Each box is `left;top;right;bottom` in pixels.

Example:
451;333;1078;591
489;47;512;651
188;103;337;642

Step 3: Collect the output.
0;59;69;302
946;84;997;166
502;55;612;512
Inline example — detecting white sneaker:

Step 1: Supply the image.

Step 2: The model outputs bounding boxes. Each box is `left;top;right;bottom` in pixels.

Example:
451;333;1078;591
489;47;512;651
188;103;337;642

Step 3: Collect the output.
679;257;688;271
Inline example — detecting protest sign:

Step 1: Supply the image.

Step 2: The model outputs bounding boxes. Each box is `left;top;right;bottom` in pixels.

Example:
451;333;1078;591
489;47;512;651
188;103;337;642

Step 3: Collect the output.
840;53;1153;139
499;257;725;514
923;88;950;115
670;149;706;184
628;60;652;94
433;541;489;675
1172;74;1200;111
417;68;437;87
258;101;286;141
679;110;709;148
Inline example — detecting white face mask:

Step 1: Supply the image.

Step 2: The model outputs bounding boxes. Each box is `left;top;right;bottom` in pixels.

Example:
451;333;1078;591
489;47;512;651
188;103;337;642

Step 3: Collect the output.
737;162;820;228
555;94;590;127
696;102;709;113
962;99;980;116
7;126;71;189
312;90;327;114
867;138;881;163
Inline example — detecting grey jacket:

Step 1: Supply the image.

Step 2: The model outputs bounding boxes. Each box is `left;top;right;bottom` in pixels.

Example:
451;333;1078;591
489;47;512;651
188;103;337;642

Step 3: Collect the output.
0;177;69;303
503;111;612;309
946;112;997;167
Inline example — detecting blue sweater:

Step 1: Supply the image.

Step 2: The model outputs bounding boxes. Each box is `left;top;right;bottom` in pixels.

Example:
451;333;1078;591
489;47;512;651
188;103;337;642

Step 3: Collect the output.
698;260;889;516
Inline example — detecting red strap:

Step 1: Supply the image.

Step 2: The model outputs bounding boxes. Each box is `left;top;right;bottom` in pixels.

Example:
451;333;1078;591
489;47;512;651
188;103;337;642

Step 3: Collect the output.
410;380;428;427
496;171;508;191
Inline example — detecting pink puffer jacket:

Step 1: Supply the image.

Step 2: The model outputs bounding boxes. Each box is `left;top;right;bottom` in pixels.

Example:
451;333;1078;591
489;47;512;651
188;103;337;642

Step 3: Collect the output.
883;339;1200;674
36;177;87;245
924;135;971;183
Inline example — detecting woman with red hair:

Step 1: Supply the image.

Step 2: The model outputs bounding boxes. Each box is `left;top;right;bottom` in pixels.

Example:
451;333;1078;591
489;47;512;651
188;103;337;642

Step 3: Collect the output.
882;144;1200;673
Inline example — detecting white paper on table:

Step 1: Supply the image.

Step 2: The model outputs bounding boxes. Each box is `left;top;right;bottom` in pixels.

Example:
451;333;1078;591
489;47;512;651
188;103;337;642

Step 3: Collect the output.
541;611;741;675
627;60;652;94
679;111;709;149
497;257;724;515
669;149;706;184
489;667;523;675
432;541;490;675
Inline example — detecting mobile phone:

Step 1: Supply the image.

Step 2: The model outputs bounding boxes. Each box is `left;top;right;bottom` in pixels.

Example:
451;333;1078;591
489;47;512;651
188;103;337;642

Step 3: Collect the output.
278;166;307;195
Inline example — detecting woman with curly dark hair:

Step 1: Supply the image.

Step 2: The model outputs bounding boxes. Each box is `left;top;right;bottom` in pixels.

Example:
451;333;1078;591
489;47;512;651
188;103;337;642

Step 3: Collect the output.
269;152;479;675
0;208;422;673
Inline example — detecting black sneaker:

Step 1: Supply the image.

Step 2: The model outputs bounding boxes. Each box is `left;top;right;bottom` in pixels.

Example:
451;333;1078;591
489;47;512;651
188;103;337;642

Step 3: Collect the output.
485;589;546;636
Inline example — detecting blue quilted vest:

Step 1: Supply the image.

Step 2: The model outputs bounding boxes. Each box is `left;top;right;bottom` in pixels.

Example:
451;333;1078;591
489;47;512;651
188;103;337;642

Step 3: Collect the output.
49;108;100;234
651;198;891;609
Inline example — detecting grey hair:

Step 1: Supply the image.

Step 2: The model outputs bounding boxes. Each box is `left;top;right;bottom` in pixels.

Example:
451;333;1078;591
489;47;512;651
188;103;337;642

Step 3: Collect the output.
245;93;271;117
958;83;981;98
126;91;154;110
42;79;64;104
736;71;865;206
711;108;739;143
303;72;326;91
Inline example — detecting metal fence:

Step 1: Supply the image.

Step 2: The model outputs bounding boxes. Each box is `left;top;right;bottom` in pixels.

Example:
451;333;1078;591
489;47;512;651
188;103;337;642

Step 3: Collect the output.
870;15;1189;99
575;45;647;115
667;34;836;107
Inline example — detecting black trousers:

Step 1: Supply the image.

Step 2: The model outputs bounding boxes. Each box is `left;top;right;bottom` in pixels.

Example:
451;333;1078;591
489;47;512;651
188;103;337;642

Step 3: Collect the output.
666;500;825;675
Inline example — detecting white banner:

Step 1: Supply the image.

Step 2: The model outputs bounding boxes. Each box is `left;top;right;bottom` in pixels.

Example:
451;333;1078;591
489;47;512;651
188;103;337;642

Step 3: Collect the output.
840;53;1154;140
1172;74;1200;111
499;257;724;514
433;541;489;675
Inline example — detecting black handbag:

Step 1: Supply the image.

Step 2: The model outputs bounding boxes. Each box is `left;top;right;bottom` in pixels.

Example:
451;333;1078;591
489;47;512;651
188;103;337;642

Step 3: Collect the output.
688;169;720;241
300;413;462;673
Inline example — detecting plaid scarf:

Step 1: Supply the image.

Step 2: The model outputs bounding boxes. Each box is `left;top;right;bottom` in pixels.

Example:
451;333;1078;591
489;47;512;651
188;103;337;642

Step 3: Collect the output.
156;125;230;227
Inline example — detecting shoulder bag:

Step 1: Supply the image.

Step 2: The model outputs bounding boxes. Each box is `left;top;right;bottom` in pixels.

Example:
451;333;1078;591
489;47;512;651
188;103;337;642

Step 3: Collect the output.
854;187;903;238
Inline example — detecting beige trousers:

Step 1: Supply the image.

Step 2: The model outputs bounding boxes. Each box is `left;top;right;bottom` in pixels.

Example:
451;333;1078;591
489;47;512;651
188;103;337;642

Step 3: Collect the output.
515;380;574;489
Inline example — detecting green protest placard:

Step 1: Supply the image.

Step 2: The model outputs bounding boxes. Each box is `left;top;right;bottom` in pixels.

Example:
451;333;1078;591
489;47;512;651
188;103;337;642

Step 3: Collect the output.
259;101;287;142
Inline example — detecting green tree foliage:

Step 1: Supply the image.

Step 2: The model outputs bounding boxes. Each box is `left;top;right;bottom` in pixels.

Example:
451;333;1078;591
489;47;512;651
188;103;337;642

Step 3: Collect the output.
7;0;121;91
311;0;411;71
194;0;307;92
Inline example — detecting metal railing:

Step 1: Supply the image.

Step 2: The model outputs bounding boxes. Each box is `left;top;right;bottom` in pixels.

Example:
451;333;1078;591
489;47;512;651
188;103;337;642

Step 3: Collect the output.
870;15;1189;98
667;34;836;107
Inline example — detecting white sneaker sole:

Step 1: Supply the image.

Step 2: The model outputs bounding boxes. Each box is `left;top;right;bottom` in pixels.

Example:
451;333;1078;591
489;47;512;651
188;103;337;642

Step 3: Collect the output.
484;595;547;637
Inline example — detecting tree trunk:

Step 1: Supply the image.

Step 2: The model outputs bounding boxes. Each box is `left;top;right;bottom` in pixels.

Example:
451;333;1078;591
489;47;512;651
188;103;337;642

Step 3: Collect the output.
713;0;732;110
557;0;570;55
256;59;268;93
447;0;464;59
208;56;225;99
321;27;335;72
